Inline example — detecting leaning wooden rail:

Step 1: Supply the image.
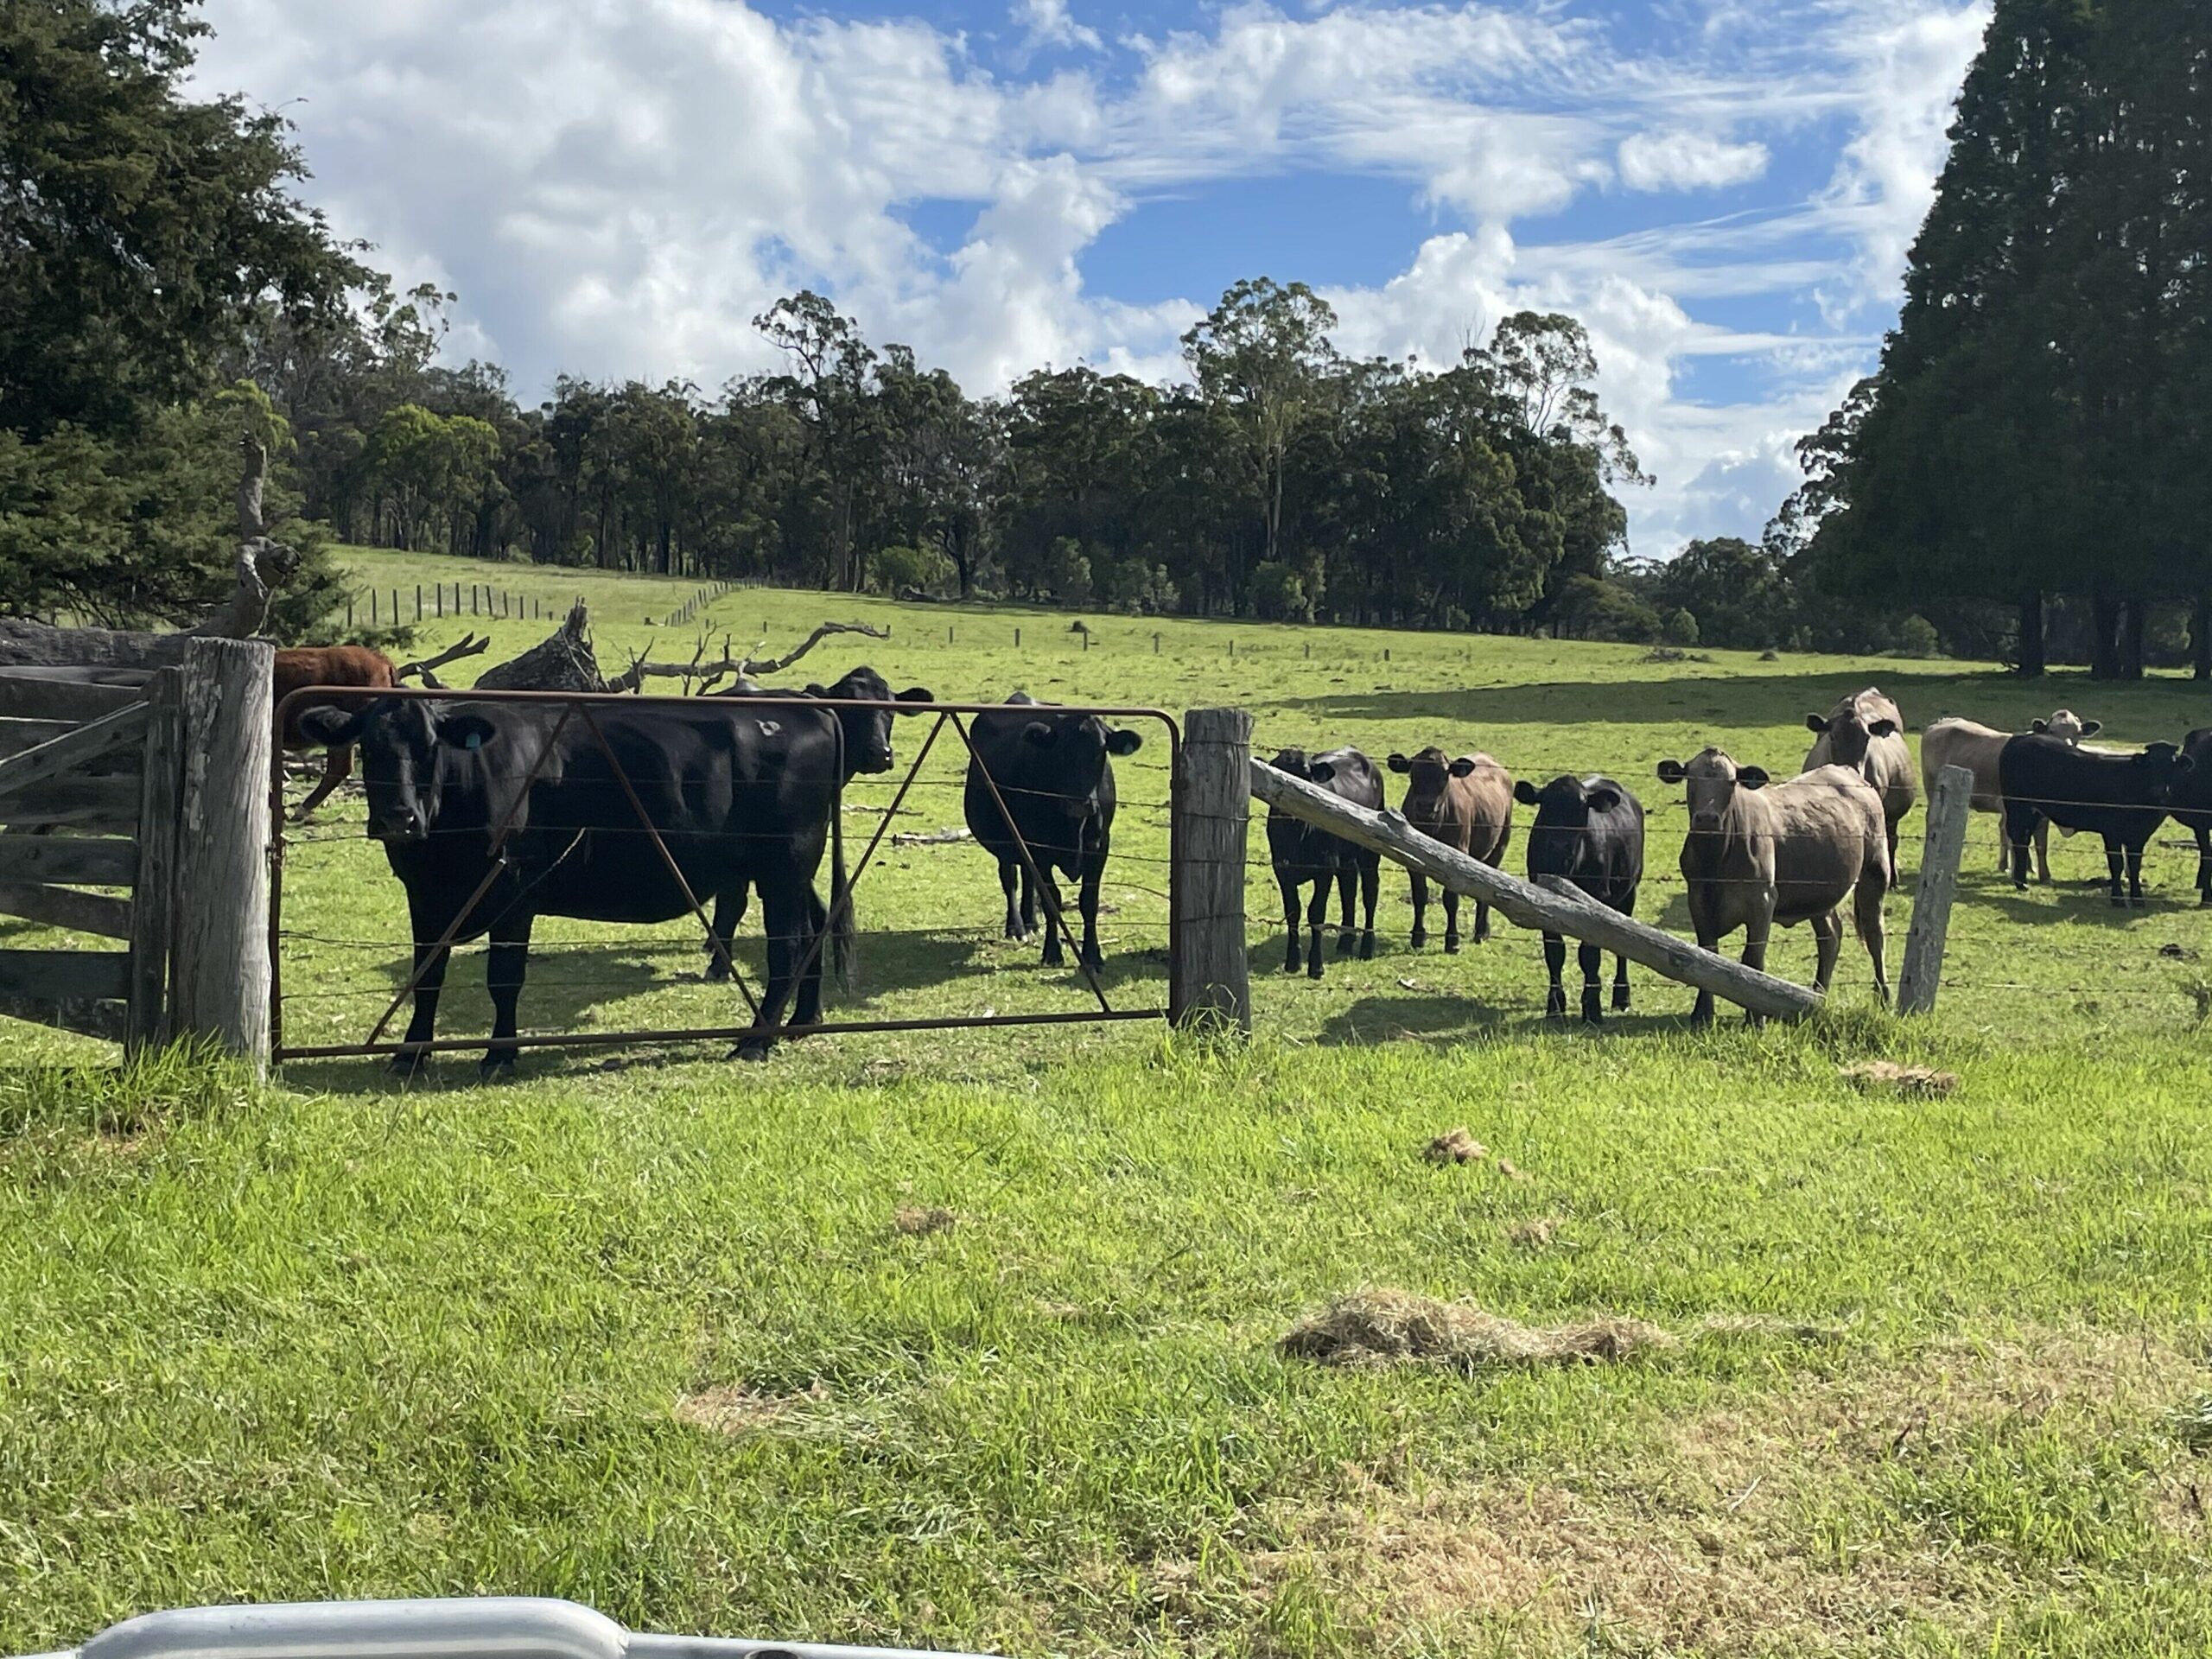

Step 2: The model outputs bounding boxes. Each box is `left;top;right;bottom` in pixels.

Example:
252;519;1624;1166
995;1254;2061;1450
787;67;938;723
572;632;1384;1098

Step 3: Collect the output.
1247;758;1824;1022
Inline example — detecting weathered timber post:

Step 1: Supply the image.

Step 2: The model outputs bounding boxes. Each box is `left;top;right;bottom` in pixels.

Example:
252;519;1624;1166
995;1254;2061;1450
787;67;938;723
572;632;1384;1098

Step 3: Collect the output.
124;668;184;1054
1249;760;1821;1022
1897;763;1972;1015
1171;708;1252;1033
172;639;272;1070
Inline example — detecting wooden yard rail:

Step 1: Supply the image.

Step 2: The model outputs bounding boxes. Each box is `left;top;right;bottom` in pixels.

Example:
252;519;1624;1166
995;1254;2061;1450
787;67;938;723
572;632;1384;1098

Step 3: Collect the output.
0;639;272;1066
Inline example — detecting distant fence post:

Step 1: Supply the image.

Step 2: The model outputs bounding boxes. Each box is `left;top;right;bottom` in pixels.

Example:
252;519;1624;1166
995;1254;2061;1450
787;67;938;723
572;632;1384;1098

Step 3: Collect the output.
171;638;271;1071
1897;763;1972;1015
1171;707;1252;1034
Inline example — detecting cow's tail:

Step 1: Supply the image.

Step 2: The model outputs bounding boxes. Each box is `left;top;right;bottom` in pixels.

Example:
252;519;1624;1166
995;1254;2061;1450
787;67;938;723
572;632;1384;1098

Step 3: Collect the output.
829;782;855;994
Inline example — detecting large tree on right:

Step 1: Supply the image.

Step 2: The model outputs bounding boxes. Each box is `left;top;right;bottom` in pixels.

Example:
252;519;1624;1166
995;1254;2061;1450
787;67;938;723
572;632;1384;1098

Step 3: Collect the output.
1796;0;2209;677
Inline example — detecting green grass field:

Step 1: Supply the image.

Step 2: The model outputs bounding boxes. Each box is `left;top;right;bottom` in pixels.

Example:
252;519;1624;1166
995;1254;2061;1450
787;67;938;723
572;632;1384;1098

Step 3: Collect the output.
3;546;2211;1656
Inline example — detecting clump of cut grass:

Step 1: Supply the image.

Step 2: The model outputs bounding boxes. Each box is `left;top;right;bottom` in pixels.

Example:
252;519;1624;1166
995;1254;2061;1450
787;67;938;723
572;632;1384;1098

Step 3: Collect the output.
0;1041;251;1138
893;1205;957;1236
1423;1126;1484;1164
1507;1217;1560;1249
1281;1289;1675;1372
1842;1059;1961;1096
673;1379;830;1436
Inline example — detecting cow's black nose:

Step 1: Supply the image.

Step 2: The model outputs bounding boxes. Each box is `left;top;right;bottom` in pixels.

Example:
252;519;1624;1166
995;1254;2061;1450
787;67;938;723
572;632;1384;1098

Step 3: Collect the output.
371;810;427;842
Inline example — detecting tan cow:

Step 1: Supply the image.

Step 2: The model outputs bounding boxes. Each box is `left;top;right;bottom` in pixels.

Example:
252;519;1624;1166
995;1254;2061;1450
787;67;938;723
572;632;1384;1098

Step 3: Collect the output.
1656;749;1891;1026
1921;710;2101;881
1803;685;1916;863
1388;747;1512;951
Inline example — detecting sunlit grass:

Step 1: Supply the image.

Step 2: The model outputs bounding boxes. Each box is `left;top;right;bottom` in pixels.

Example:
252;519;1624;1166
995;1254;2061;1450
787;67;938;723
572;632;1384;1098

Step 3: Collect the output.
2;549;2209;1656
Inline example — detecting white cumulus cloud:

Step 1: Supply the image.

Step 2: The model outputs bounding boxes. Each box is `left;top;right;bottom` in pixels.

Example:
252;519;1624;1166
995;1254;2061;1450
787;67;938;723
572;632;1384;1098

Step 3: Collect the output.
1617;130;1770;193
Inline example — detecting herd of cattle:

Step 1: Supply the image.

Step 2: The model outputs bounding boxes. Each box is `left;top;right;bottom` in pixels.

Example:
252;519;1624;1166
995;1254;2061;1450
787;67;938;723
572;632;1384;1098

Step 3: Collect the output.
274;649;2212;1072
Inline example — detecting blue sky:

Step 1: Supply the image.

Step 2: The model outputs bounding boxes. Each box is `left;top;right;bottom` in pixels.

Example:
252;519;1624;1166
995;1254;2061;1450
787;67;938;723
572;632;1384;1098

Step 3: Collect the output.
191;0;1993;554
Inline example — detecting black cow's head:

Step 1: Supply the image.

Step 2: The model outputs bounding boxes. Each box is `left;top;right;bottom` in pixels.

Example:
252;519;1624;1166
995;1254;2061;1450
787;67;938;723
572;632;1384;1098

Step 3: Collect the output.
2133;741;2196;806
1027;711;1141;816
1658;747;1767;833
1387;746;1477;816
1515;774;1624;880
295;698;498;843
807;664;934;776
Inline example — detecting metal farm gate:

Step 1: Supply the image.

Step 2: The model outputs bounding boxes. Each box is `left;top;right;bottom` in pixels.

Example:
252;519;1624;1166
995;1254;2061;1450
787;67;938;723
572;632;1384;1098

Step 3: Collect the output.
267;686;1189;1066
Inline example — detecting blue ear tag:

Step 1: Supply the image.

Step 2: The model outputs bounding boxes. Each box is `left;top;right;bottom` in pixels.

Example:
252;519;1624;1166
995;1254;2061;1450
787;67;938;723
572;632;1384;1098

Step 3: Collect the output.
463;732;483;750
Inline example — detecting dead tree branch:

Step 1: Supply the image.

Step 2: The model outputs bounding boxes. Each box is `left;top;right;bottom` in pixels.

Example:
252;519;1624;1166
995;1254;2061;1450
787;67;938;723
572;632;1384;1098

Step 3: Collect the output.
394;632;492;686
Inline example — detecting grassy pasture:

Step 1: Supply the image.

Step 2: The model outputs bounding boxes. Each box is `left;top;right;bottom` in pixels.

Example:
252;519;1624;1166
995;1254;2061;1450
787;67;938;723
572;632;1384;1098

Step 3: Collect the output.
3;546;2211;1656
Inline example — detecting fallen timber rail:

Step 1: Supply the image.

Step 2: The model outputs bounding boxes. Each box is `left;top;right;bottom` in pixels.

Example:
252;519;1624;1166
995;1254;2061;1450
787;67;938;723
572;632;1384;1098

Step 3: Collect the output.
1247;758;1824;1022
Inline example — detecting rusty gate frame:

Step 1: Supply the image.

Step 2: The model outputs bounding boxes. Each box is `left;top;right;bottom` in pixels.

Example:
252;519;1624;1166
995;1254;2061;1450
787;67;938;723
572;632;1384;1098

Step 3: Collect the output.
267;684;1183;1063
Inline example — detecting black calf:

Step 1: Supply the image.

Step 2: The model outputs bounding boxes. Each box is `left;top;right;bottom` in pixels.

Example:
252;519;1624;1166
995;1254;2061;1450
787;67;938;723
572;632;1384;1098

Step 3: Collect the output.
1997;734;2195;906
1266;747;1382;979
1516;774;1644;1024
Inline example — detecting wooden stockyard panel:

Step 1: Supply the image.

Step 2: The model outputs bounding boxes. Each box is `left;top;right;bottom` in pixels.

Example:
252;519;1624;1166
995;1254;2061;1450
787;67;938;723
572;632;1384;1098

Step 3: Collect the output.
0;670;152;722
0;835;137;887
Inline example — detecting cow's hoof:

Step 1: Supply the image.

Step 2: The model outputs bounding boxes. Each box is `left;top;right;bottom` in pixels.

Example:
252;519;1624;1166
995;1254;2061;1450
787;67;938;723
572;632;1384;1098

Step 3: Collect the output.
388;1049;430;1078
1334;935;1356;957
1581;1007;1603;1027
729;1038;774;1063
2199;893;2212;909
1358;938;1376;961
1442;937;1459;956
702;959;732;984
1079;948;1104;972
479;1054;518;1082
1283;956;1302;975
1613;990;1631;1012
1306;961;1325;982
1409;929;1427;950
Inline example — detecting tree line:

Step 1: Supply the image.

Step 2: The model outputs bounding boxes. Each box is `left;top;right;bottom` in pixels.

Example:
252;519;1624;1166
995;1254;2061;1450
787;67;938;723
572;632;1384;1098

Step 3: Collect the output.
1789;0;2211;679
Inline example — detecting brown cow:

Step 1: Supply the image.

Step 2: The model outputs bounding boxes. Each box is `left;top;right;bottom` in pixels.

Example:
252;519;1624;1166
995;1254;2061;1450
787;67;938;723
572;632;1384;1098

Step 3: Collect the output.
1803;685;1916;863
1656;748;1891;1026
1387;747;1512;951
276;645;398;822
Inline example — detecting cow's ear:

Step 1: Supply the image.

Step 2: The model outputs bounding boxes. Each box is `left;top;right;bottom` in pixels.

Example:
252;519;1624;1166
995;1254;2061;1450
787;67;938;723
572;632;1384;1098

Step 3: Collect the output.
2030;718;2050;734
1448;757;1478;777
804;682;830;698
2080;720;2102;738
1512;779;1541;806
1386;752;1410;772
1803;714;1827;734
1106;727;1141;756
2175;753;2196;773
1656;760;1687;785
1868;718;1898;738
895;686;935;710
296;706;368;748
437;713;498;752
1308;760;1337;783
1738;766;1770;790
1021;720;1056;747
1586;787;1622;814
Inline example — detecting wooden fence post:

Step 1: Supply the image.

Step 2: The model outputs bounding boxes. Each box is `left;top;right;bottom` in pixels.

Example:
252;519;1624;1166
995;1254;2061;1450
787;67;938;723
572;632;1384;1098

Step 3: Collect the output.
1171;707;1252;1033
1897;763;1972;1015
171;639;271;1071
124;668;184;1054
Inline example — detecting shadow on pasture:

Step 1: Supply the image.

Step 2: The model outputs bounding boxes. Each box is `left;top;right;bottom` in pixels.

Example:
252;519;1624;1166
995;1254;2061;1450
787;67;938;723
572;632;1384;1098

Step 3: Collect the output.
1275;669;2212;742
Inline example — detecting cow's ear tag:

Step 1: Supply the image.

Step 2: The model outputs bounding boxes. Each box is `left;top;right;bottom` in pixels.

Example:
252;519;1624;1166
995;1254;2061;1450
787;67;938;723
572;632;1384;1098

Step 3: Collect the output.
463;732;483;750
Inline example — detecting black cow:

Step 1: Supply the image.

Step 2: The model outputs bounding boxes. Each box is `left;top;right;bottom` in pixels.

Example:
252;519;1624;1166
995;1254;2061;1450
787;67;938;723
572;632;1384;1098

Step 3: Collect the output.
962;694;1141;970
1515;774;1644;1024
1998;734;2196;906
296;695;851;1073
700;665;933;981
2171;728;2212;907
1266;747;1382;978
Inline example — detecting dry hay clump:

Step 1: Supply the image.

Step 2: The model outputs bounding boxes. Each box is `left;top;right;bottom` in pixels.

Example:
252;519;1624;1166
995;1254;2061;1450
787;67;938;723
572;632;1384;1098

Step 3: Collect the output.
1423;1127;1485;1164
672;1379;830;1436
1840;1059;1960;1096
1281;1289;1675;1373
894;1205;958;1236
